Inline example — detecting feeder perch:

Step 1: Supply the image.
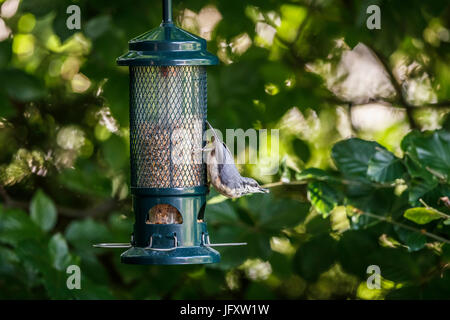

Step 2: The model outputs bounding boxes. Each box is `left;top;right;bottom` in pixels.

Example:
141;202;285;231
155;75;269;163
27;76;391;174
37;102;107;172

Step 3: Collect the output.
94;0;245;264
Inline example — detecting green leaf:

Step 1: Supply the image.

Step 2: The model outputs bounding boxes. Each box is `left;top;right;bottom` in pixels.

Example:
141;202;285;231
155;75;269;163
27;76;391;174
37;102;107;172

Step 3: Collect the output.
207;194;308;270
0;247;19;282
337;230;378;278
400;130;422;153
14;239;77;299
278;157;291;182
443;244;450;262
404;207;442;225
0;69;45;102
205;201;239;226
269;252;293;280
102;135;128;171
247;194;309;230
346;188;399;228
293;234;337;281
52;10;77;43
367;147;405;183
0;93;15;118
415;131;450;181
0;40;12;68
443;113;450;131
65;218;111;252
102;72;129;126
48;233;71;271
332;138;380;178
259;62;291;86
403;155;435;181
305;214;332;235
338;230;419;281
307;181;341;216
30;189;57;232
85;15;112;39
277;4;307;43
402;130;450;183
20;0;59;17
59;159;112;197
408;178;438;204
0;206;43;246
292;138;311;163
394;225;427;252
371;246;421;282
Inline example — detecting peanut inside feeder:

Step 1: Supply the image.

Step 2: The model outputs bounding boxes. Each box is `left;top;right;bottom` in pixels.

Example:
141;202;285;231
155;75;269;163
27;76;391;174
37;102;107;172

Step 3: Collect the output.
147;204;183;224
131;66;206;192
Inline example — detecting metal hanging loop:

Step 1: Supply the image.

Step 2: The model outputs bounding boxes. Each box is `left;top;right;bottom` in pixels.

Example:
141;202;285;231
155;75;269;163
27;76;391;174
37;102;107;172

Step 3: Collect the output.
145;234;178;251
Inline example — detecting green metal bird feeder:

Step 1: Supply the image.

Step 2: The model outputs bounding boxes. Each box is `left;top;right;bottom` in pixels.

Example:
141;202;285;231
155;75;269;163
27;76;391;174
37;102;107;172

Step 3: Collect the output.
94;0;244;265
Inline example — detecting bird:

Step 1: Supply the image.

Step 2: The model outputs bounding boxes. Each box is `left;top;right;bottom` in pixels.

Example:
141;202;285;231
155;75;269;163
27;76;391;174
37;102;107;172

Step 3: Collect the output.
203;121;269;198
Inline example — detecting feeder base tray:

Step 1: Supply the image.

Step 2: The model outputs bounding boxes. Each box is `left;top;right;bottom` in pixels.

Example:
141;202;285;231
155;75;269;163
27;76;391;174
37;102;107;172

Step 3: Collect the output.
120;246;220;265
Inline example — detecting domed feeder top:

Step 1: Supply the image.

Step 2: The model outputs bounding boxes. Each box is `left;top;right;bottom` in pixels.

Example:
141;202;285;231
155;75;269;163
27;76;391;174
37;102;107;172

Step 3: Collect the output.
117;22;218;67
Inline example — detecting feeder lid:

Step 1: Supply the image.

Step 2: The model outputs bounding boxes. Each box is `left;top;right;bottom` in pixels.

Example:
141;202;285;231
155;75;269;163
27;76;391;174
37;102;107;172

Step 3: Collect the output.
117;23;218;66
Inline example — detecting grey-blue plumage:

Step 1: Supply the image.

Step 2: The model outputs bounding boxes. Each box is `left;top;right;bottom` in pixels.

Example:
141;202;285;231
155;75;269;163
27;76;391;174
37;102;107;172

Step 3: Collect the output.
205;121;269;198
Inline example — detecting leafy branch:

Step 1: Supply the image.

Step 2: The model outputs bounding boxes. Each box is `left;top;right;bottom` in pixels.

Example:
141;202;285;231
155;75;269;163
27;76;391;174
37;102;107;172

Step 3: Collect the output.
419;199;450;220
268;129;450;250
263;180;450;245
0;185;119;218
356;209;450;245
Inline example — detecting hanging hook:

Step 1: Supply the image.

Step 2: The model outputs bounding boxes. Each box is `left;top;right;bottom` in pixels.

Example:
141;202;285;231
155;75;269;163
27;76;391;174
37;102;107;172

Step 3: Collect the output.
162;0;173;24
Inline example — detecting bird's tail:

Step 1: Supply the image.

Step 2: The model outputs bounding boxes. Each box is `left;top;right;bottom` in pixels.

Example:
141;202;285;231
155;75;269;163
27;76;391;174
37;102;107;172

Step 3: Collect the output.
206;120;233;158
206;120;221;143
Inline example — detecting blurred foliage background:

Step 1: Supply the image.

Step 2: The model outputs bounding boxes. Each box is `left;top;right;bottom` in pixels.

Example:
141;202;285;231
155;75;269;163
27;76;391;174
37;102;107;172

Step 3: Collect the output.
1;0;450;299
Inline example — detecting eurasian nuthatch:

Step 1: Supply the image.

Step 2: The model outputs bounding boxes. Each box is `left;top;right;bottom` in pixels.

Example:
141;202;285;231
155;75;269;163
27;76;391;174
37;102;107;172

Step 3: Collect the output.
204;121;269;198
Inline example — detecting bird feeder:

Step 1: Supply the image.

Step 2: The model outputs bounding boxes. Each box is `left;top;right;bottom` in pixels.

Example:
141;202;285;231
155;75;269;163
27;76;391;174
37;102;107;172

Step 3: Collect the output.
94;0;244;264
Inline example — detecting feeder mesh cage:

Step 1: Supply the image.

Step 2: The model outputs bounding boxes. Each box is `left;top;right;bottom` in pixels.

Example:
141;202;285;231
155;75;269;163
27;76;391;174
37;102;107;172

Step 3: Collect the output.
130;65;207;189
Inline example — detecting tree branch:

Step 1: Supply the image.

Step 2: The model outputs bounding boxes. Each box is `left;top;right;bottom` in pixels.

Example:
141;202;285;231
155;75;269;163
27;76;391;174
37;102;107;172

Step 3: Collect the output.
325;45;450;129
419;198;450;220
262;180;308;188
365;45;420;129
347;102;359;135
357;209;450;244
420;100;450;108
